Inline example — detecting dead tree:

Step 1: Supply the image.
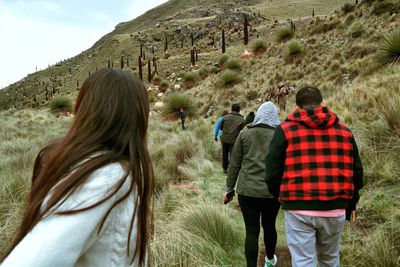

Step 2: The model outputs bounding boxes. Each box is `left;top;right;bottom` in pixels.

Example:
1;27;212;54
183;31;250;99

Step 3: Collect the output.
312;9;315;17
222;29;226;53
164;35;168;52
108;60;111;68
138;56;143;81
147;59;152;83
121;56;125;69
190;48;195;66
244;15;249;45
153;57;158;75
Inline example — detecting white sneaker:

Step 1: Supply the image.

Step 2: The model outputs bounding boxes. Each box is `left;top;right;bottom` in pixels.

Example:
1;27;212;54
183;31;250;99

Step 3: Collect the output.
264;254;277;267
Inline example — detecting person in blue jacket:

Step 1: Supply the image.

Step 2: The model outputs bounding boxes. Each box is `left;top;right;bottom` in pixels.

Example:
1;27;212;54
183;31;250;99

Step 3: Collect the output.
214;110;229;142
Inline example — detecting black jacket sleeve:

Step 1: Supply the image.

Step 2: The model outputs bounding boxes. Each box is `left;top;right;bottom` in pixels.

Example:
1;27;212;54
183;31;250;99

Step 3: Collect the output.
346;137;364;220
265;126;287;198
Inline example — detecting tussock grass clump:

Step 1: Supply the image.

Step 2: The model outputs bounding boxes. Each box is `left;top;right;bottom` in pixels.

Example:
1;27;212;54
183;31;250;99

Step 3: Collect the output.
371;1;400;16
159;80;169;92
148;95;156;103
49;96;72;114
198;66;208;79
286;41;305;63
364;218;400;266
219;54;230;67
180;203;240;251
377;93;400;131
215;70;241;88
342;3;355;14
350;23;365;38
250;39;267;54
183;71;199;82
377;28;400;66
312;19;340;34
164;93;196;118
225;58;241;70
276;27;294;42
183;71;199;88
152;75;161;85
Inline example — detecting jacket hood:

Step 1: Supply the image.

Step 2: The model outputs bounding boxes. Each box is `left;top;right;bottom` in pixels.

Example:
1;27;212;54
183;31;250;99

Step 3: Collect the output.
286;107;339;129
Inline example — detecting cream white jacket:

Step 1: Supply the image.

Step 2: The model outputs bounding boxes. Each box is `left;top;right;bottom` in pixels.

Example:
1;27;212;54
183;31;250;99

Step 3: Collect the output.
1;162;140;267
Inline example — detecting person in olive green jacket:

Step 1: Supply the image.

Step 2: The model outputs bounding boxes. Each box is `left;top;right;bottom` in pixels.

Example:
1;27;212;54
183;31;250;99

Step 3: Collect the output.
220;103;246;173
224;101;281;267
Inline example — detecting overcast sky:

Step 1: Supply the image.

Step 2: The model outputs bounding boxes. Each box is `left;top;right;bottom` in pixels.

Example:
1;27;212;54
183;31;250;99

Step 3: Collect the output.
0;0;168;88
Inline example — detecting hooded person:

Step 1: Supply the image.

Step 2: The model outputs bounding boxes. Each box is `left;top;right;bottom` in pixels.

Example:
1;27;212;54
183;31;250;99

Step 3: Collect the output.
265;87;363;267
224;101;281;267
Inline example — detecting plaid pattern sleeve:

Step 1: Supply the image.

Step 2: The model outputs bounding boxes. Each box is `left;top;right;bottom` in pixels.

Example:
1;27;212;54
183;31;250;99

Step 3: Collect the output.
280;121;355;201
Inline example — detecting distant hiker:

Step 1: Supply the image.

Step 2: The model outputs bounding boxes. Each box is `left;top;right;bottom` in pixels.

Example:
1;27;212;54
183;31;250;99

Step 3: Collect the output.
225;101;281;267
1;68;154;267
220;103;245;173
245;111;255;125
265;87;363;267
214;109;229;142
275;82;290;111
178;107;186;130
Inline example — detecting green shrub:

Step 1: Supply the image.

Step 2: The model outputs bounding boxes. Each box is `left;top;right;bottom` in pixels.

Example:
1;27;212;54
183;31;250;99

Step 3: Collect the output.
276;27;294;42
183;72;199;82
286;41;305;63
49;96;72;114
371;1;400;16
180;204;240;251
219;54;230;66
342;3;355;14
198;66;208;77
225;58;241;70
160;80;169;88
149;95;156;103
250;39;267;54
215;70;241;87
164;93;196;117
377;28;400;66
152;75;161;83
350;23;365;38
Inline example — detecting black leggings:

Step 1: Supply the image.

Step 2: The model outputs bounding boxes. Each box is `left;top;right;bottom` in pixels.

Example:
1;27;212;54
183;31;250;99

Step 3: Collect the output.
238;195;281;267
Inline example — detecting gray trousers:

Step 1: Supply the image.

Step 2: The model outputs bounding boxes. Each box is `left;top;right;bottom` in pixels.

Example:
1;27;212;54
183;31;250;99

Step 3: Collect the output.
284;211;346;267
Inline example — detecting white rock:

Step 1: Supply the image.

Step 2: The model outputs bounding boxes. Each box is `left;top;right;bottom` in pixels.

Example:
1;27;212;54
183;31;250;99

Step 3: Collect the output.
154;102;164;111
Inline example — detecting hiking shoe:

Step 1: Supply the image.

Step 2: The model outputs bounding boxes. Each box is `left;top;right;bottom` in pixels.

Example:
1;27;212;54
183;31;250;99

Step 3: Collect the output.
264;255;277;267
223;169;228;174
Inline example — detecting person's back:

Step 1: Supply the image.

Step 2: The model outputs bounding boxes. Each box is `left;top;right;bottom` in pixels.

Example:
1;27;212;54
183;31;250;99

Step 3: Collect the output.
221;111;245;145
226;101;281;267
1;69;154;267
265;87;363;267
220;104;245;173
228;125;275;197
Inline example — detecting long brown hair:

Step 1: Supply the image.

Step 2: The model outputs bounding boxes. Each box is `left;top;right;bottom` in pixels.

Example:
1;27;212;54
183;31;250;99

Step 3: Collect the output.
3;68;154;265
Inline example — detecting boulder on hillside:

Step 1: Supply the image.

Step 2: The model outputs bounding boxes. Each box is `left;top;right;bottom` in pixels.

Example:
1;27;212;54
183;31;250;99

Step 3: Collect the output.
154;101;164;111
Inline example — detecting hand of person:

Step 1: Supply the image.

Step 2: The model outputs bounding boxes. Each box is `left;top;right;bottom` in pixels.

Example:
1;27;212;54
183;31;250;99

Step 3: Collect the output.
223;189;235;204
351;210;356;223
223;193;230;204
214;138;219;143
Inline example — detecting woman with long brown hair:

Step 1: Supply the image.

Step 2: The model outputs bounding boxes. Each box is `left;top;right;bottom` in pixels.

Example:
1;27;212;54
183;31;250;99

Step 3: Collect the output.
1;68;154;266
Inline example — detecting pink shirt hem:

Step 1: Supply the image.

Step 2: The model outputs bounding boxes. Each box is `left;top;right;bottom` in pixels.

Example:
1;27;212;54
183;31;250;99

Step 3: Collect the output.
289;209;345;217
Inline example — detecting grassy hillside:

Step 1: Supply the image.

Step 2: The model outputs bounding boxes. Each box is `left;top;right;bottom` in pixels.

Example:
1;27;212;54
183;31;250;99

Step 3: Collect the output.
1;0;400;266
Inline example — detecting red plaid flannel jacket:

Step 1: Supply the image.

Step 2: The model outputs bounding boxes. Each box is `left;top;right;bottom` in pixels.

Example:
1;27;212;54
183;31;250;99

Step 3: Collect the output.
280;107;355;201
